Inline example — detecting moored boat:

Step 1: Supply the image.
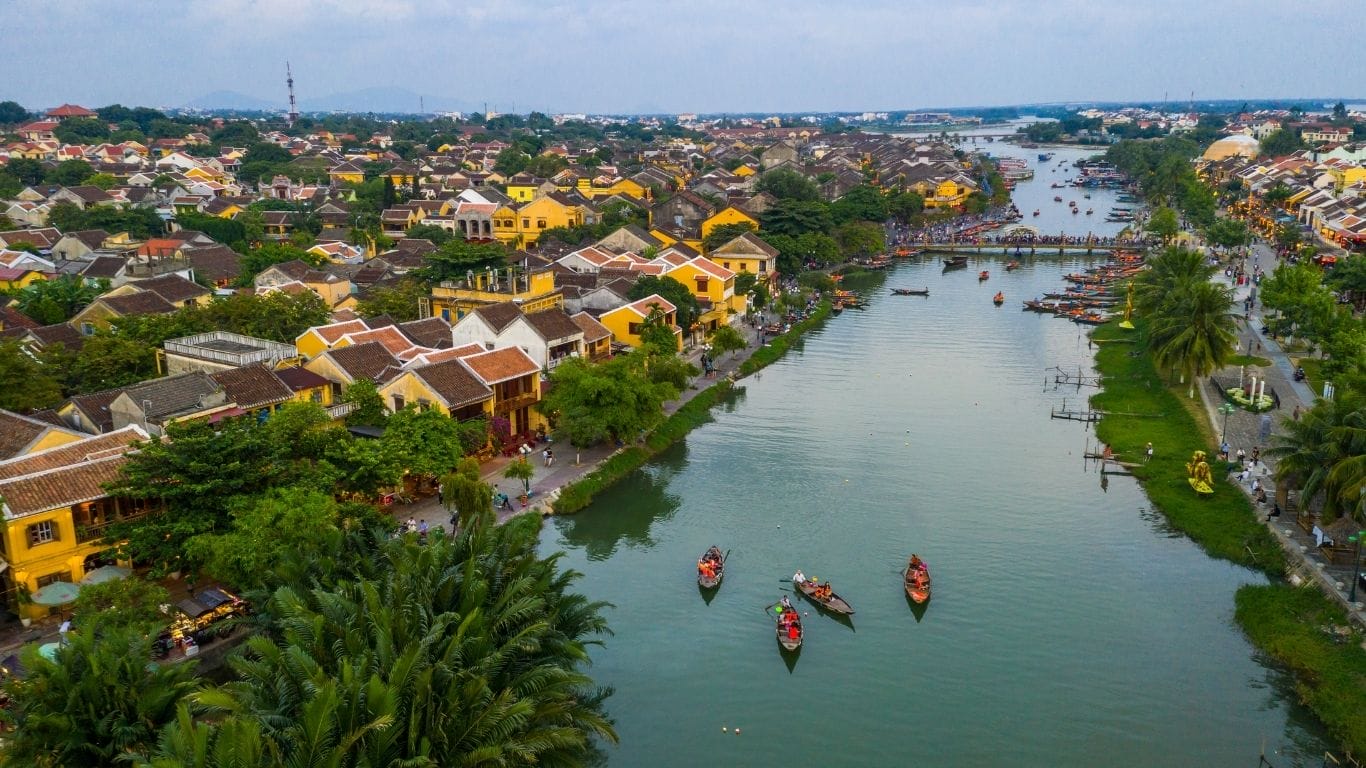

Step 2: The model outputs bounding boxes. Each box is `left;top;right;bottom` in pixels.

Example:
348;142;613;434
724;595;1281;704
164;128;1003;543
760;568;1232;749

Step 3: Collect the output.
697;546;725;589
793;576;855;615
943;255;969;268
891;287;930;296
904;555;931;604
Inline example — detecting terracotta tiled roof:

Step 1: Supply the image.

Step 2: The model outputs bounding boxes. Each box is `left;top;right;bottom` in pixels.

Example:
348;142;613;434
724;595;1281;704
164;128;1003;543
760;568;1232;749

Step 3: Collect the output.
184;245;241;284
570;312;611;342
397;317;452;349
0;410;82;460
325;341;401;383
99;291;177;317
274;366;330;392
0;425;145;483
210;364;293;409
411;359;493;408
472;302;524;333
621;293;677;317
523;308;583;342
460;346;541;385
308;319;370;346
341;326;418;357
136;274;210;305
26;323;84;351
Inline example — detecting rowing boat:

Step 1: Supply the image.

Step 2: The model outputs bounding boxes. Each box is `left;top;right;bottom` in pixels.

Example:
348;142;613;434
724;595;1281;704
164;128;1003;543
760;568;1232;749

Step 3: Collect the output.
904;557;931;604
992;292;1004;306
793;577;855;615
891;287;929;296
697;546;724;589
774;603;803;651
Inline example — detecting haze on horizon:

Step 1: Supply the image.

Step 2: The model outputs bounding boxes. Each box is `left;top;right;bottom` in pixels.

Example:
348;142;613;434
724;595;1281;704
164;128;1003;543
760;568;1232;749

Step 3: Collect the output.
2;0;1358;115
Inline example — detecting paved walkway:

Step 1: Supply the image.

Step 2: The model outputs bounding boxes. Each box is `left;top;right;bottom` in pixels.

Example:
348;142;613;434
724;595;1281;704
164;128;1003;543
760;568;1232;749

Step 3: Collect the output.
1192;242;1364;626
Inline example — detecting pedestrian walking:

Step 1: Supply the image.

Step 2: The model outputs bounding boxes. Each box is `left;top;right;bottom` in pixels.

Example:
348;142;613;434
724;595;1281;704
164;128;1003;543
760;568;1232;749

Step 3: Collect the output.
545;448;553;467
1235;447;1245;464
1292;405;1301;421
542;447;550;467
437;482;444;507
59;619;71;646
405;517;417;534
1144;442;1153;463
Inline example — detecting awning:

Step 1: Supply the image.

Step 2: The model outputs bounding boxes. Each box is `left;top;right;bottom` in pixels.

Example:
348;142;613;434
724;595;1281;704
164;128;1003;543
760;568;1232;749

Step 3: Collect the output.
207;407;247;424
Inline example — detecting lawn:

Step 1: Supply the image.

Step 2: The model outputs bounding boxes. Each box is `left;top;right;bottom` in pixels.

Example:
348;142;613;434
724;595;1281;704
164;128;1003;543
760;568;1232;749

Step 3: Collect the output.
1292;356;1324;397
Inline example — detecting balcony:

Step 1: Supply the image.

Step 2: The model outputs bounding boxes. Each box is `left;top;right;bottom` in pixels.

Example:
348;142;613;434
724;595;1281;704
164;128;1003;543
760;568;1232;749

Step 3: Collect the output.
494;391;539;414
326;402;357;420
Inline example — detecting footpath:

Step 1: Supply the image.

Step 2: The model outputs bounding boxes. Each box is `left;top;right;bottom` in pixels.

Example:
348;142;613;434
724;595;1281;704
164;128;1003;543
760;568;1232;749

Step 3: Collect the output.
1194;240;1365;627
392;317;770;534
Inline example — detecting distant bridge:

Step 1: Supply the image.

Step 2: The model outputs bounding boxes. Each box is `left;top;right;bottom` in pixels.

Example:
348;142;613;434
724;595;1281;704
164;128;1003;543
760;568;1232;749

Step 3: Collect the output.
917;238;1146;256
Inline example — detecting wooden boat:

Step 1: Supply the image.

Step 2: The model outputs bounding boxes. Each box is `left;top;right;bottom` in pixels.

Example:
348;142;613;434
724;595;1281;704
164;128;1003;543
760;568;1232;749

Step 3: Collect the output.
1053;195;1063;202
943;256;968;268
697;546;725;589
775;603;803;651
1073;312;1109;326
992;292;1004;306
831;301;844;315
978;270;989;281
1005;261;1019;271
1032;210;1040;216
793;577;855;615
904;558;931;604
891;287;929;296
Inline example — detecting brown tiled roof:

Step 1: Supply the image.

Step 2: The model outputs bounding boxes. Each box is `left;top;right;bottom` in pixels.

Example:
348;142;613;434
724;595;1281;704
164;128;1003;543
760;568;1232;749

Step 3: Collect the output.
325;341;401;383
472;301;524;333
210;364;293;409
0;410;81;460
63;388;123;433
570;312;611;342
523;308;583;342
100;291;177;317
461;346;541;384
136;274;210;305
66;229;110;250
121;372;225;420
0;427;148;517
26;323;85;351
411;359;493;408
0;304;38;331
274;365;331;392
184;245;241;283
81;255;127;279
397;317;452;348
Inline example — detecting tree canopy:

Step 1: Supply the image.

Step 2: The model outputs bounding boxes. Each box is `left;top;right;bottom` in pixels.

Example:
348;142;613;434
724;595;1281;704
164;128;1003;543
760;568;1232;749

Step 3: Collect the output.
627;274;702;332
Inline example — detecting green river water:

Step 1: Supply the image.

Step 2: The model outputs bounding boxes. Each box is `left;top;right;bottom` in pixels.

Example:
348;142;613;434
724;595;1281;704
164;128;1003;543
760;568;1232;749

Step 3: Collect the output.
543;155;1329;768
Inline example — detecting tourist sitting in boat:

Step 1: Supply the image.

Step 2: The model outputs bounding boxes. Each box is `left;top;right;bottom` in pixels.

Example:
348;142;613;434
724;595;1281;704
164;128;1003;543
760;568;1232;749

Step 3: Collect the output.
817;583;832;600
699;560;714;578
909;554;925;572
781;595;793;610
792;569;806;585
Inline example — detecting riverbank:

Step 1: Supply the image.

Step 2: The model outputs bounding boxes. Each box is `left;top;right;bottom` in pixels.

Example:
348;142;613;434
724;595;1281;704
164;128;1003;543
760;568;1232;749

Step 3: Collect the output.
553;300;833;515
1088;320;1284;572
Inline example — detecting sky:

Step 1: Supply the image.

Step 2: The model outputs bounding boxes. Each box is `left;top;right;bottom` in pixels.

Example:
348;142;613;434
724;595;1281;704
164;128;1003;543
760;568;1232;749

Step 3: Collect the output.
2;0;1360;115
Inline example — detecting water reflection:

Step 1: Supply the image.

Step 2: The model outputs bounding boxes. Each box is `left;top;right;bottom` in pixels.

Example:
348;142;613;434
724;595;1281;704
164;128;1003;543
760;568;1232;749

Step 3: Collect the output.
554;450;686;560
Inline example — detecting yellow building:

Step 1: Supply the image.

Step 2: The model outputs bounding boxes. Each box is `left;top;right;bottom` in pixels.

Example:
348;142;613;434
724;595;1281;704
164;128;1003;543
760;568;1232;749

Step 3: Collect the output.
377;358;494;421
0;268;45;291
0;410;86;460
663;257;743;332
908;178;976;209
600;294;683;351
701;206;760;240
459;347;546;435
0;427;154;618
709;231;780;290
491;194;586;248
733;165;758;178
274;366;338;407
426;268;562;322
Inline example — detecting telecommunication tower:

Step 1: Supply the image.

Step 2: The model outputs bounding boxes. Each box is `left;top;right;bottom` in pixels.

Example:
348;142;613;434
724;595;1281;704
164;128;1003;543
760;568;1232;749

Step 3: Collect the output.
286;62;299;126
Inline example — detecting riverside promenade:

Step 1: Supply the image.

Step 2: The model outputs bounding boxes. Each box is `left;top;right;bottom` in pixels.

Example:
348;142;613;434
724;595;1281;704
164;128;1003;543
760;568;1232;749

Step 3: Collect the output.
1196;241;1365;628
393;316;771;533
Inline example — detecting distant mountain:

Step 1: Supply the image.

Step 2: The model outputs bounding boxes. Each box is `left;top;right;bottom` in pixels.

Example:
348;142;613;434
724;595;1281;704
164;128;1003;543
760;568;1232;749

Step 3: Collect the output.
300;87;480;115
183;90;283;111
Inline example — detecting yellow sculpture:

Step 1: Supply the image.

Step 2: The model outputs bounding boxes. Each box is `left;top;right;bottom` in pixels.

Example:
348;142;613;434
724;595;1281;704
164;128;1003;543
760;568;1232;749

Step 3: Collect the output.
1118;282;1135;330
1186;450;1214;495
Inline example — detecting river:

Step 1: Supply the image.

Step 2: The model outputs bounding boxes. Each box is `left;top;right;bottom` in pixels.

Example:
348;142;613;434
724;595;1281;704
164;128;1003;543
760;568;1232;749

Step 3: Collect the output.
540;140;1329;766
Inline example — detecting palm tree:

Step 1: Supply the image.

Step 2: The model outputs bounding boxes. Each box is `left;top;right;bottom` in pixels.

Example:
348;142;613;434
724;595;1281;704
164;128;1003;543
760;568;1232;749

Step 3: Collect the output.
139;511;616;767
1269;394;1366;519
1149;280;1238;396
1130;247;1215;318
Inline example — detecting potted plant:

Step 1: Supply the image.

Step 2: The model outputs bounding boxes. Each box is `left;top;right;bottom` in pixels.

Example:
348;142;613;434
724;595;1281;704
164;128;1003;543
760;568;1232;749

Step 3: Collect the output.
15;584;32;627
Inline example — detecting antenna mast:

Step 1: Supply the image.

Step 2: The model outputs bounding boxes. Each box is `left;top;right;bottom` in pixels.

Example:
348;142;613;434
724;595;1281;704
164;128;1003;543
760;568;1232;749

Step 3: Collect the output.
286;62;299;127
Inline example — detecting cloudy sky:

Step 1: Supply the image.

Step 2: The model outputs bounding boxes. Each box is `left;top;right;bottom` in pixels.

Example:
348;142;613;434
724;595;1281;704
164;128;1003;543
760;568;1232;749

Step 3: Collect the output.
2;0;1358;114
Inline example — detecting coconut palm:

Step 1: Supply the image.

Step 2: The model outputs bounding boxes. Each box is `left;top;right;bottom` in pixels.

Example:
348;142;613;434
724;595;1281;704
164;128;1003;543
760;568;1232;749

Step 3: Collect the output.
138;510;615;767
1130;247;1214;317
1148;280;1238;396
1269;393;1366;519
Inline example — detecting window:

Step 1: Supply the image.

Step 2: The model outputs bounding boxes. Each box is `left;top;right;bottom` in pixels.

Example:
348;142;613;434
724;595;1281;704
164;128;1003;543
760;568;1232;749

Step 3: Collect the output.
36;571;72;588
310;390;322;403
537;219;547;228
26;520;58;547
522;218;530;228
723;262;731;269
392;394;405;411
417;398;431;412
81;322;94;336
695;277;709;293
759;261;767;273
627;322;641;335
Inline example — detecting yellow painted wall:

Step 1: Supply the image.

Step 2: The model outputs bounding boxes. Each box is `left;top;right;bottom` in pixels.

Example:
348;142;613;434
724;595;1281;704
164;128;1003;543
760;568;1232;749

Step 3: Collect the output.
600;306;683;351
701;207;759;239
429;270;561;321
24;429;85;455
6;508;106;616
0;271;45;291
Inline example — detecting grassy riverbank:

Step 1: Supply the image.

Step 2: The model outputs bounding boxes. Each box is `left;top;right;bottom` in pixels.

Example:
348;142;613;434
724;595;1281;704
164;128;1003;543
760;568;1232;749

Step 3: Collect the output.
554;301;833;514
1234;584;1366;756
1088;322;1284;573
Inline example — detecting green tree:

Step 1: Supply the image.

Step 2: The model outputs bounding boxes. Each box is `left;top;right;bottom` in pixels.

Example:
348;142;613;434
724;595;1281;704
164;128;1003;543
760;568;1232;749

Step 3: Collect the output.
0;100;29;124
5;158;45;186
141;517;615;767
756;168;821;201
402;223;452;245
493;147;530;176
381;407;465;479
415;238;509;282
0;339;63;411
72;332;159;391
356;278;427;322
1148;280;1238;396
1270;393;1366;520
1204;218;1251;250
541;355;676;446
186;488;351;592
46;159;96;186
1147;206;1180;244
1274;223;1302;252
1260;129;1305;157
13;274;105;324
834;221;885;258
761;199;834;236
701;221;757;252
441;457;489;527
887;191;925;224
504;455;534;497
53;117;110;145
342;378;389;427
830;184;889;224
0;627;198;768
71;577;172;633
84;173;117;190
708;323;747;359
209;121;259;146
